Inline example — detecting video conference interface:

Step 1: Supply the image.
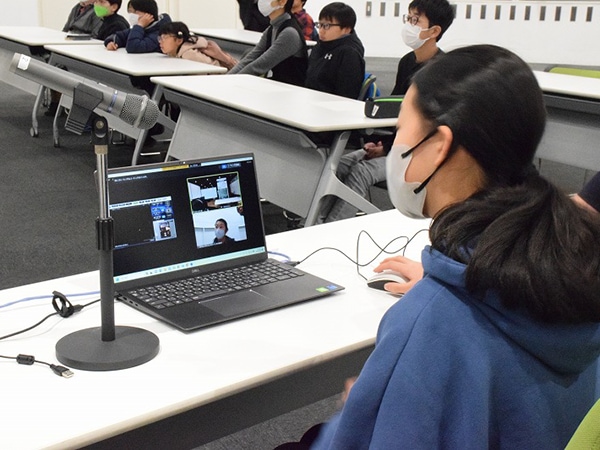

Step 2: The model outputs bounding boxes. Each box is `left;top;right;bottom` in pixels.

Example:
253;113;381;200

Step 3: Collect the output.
107;156;265;279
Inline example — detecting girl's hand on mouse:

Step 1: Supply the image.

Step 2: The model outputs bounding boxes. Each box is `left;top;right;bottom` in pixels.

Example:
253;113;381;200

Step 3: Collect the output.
374;256;423;295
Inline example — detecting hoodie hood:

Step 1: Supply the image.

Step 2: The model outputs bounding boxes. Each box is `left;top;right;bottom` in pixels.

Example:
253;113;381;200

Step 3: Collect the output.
423;246;600;375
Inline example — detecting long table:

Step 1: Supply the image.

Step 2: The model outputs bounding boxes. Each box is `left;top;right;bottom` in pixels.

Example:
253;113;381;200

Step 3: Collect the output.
0;209;430;449
534;70;600;172
151;74;397;226
42;44;227;154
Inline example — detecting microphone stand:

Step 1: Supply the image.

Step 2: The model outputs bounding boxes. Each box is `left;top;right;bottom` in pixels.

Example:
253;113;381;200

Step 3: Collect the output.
56;115;159;371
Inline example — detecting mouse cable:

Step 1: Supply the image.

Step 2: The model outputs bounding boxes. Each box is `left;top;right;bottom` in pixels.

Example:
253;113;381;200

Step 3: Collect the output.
0;354;74;378
287;228;430;280
0;291;100;342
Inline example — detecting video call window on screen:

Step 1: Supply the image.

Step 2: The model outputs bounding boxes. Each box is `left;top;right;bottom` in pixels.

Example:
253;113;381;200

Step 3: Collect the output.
110;197;178;249
187;171;248;248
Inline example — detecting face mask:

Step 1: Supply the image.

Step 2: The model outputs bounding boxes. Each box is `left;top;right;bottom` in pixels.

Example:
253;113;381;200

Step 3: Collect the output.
386;145;429;219
215;228;226;240
386;129;440;219
401;22;430;50
94;4;110;18
128;12;139;27
258;0;282;17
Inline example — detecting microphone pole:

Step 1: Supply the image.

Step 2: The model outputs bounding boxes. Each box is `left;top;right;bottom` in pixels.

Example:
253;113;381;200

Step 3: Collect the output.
55;115;159;371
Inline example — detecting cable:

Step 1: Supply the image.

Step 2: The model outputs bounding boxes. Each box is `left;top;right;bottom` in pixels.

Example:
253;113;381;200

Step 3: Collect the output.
0;290;100;309
0;354;73;378
0;292;100;341
289;228;430;280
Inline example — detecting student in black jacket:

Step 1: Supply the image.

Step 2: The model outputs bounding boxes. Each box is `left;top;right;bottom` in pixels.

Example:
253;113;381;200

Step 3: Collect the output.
94;0;130;41
305;2;364;99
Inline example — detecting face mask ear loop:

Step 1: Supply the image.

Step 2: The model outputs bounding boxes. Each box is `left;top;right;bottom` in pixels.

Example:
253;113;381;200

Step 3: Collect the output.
412;129;458;194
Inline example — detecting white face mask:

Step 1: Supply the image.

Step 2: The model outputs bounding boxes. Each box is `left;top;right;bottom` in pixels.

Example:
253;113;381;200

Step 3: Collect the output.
401;22;430;50
386;144;429;219
215;228;226;240
258;0;282;17
128;12;139;27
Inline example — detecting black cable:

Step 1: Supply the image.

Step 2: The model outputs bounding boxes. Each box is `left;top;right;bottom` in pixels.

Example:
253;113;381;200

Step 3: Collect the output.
290;228;430;280
0;292;100;341
0;354;73;378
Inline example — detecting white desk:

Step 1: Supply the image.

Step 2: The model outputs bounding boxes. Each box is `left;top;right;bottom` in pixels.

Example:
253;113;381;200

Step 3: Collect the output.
192;28;316;58
0;26;101;137
0;210;430;449
151;74;397;226
42;45;227;156
533;70;600;172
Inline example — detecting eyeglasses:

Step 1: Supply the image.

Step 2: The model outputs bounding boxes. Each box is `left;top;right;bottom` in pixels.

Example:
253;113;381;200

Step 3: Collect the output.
158;35;175;42
402;14;421;26
315;22;342;30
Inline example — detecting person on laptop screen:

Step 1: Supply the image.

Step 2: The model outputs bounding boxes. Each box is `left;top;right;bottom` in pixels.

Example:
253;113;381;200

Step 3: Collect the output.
213;219;235;245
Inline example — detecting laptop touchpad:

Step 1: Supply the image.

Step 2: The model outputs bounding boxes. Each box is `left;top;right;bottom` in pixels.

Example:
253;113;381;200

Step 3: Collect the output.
203;290;278;317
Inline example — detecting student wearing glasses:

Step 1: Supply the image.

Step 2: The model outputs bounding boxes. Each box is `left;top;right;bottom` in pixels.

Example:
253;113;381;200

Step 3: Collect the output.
229;0;308;87
304;2;365;99
319;0;454;223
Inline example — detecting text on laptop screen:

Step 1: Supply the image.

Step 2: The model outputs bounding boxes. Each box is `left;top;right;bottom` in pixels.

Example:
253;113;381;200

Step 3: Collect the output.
107;155;266;285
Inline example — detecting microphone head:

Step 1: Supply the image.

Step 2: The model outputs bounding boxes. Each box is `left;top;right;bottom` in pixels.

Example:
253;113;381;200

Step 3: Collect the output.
120;94;160;129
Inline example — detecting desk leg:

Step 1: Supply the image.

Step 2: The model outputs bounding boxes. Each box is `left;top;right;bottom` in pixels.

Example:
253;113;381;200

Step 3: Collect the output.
131;85;176;165
304;131;381;227
30;84;44;137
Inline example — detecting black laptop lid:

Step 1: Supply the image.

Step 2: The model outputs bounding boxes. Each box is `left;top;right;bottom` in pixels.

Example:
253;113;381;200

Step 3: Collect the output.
107;154;267;290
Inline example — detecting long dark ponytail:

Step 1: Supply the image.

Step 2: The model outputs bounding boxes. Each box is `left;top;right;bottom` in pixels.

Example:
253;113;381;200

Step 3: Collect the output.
412;45;600;324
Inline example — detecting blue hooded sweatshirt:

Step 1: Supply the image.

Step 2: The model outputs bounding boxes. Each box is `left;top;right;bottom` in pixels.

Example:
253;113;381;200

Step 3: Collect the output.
313;247;600;449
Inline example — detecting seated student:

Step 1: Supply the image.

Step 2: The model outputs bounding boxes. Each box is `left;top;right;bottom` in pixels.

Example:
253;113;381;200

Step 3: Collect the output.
94;0;130;42
309;45;600;449
292;0;317;41
320;0;454;223
63;0;102;36
213;219;235;244
305;2;364;99
158;22;238;70
228;0;308;87
104;0;171;53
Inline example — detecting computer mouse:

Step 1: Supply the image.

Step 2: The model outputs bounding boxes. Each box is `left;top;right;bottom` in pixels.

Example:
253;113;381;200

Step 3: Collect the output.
366;270;408;291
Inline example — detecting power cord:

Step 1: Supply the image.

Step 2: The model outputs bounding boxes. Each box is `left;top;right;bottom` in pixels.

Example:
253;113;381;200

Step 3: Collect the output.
1;291;101;378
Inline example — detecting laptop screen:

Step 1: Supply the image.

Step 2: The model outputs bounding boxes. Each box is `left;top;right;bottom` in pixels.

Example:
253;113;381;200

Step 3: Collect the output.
107;154;267;289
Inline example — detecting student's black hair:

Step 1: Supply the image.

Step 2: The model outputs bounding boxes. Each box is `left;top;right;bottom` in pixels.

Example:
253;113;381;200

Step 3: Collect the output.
129;0;158;21
283;0;295;14
408;0;454;41
159;21;197;44
107;0;122;11
412;45;600;324
318;2;357;30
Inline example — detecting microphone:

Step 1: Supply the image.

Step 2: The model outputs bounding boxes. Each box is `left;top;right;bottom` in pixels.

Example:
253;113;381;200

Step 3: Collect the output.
9;52;160;133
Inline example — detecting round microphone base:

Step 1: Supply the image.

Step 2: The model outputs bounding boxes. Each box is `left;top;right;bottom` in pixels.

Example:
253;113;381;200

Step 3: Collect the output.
56;326;160;371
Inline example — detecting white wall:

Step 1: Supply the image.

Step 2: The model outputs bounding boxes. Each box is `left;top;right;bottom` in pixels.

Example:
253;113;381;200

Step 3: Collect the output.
2;0;599;65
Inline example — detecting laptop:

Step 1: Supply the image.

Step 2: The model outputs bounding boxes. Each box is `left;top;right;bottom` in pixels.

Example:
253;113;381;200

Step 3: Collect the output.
107;153;344;331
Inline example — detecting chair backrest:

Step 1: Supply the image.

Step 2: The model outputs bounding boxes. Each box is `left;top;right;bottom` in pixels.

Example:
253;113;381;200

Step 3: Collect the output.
547;66;600;79
565;398;600;450
358;73;379;101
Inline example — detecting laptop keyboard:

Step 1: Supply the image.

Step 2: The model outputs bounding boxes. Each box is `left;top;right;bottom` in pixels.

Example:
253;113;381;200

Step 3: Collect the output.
126;260;305;309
